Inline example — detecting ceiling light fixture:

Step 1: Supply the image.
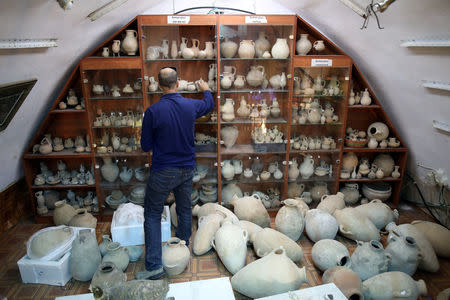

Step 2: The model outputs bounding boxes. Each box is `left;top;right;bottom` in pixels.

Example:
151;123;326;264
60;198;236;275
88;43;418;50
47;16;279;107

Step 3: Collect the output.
57;0;73;10
87;0;128;21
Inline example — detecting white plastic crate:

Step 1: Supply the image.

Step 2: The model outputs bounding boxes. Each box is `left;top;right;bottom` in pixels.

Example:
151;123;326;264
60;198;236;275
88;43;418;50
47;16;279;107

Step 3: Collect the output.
111;205;170;246
17;227;95;286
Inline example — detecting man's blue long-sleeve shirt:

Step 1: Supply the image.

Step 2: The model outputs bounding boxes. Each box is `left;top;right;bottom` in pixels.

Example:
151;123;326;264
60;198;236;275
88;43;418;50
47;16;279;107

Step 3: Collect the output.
140;91;214;171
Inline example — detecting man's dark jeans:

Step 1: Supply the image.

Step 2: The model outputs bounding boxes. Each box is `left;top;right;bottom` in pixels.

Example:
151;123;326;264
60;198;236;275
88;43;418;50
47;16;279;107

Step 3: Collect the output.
143;167;194;272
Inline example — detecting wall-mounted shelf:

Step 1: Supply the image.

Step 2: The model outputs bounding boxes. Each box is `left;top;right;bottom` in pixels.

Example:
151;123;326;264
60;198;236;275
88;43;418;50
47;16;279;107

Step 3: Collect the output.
400;38;450;47
422;80;450;91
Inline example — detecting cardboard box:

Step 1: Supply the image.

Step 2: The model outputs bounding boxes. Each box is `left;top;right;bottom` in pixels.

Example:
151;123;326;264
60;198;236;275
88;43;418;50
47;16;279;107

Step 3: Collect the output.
111;205;170;246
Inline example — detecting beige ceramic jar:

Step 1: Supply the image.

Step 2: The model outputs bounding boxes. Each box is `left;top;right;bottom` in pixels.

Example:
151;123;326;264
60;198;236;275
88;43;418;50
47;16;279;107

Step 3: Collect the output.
162;237;190;276
53;200;77;226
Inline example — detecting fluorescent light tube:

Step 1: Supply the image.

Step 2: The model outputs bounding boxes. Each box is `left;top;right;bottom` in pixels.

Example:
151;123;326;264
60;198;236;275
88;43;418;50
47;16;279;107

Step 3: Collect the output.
87;0;128;21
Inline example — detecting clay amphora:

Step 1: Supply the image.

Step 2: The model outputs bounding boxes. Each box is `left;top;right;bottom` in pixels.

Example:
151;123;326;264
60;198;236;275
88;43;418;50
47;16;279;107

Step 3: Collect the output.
231;247;308;299
271;38;290;59
386;233;421;275
275;199;304;241
255;31;270;57
70;229;101;281
386;222;439;272
237;220;262;244
238;40;255;58
99;234;112;257
411;220;450;258
102;242;129;272
101;157;119;183
296;34;312;55
193;213;224;255
212;220;248;274
221;183;243;207
246;65;265;87
192;203;238;221
305;209;338;242
362;271;427;300
334;207;380;242
253;228;303;262
317;192;345;215
53;200;76;226
162;237;190;276
122;30;138;55
350;240;390;280
322;266;364;300
230;194;270;228
312;239;351;272
354;199;399;230
204;41;215;59
90;261;126;291
170;40;178;58
69;208;97;229
220;37;238;58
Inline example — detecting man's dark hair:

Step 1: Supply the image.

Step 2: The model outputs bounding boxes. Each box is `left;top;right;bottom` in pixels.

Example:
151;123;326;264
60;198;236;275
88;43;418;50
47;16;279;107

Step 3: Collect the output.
158;67;178;88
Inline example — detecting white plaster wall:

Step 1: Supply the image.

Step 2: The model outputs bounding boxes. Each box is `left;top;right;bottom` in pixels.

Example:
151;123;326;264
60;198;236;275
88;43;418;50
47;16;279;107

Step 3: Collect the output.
0;0;449;191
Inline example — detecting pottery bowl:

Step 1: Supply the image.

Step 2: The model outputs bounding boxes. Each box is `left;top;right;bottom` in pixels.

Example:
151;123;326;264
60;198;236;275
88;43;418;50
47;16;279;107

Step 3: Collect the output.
362;182;392;202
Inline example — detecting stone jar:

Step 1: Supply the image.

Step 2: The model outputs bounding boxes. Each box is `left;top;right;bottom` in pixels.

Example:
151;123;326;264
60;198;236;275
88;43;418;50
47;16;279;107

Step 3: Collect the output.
271;38;290;59
221;183;243;207
322;266;364;300
362;272;427;300
193;213;224;255
102;242;129;272
231;247;308;299
122;30;138;55
312;239;351;272
237;220;263;245
126;245;144;262
317;192;345;215
411;220;450;258
310;182;330;202
253;228;303;262
212;220;248;274
101;157;119;183
350;240;391;280
69;209;97;229
162;237;190;276
229;194;270;228
385;222;439;272
296;34;312;55
385;233;421;275
220;37;238;58
255;31;270;57
354;199;399;230
90;261;127;291
275;199;304;241
99;235;112;257
238;40;255;58
334;207;380;242
305;209;338;242
70;229;101;281
53;200;76;226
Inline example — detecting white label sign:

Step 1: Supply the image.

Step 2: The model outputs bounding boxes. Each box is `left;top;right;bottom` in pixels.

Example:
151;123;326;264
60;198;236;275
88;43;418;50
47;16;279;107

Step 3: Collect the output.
311;59;333;67
245;16;268;24
167;16;190;24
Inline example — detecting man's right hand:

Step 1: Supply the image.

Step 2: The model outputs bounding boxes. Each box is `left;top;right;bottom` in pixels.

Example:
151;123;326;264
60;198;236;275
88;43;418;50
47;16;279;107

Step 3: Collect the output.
197;79;210;92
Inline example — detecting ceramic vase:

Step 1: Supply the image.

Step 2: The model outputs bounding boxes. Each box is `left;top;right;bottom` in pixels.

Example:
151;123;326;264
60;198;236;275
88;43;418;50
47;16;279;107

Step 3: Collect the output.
162;237;190;276
101;157;119;183
305;209;338;242
255;31;270;57
229;194;270;228
70;230;101;281
192;203;238;221
237;220;263;245
253;228;303;262
212;220;248;274
193;213;224;255
221;38;238;58
220;126;239;149
322;266;364;300
122;30;138;55
90;261;126;291
350;240;390;280
317;192;346;215
312;239;351;272
334;207;380;242
99;235;112;257
296;34;312;55
340;183;360;205
53;200;76;226
271;38;290;59
275;199;304;241
69;209;97;229
411;220;450;258
310;182;330;202
238;40;255;58
231;247;308;299
362;272;427;300
102;242;129;272
385;222;439;272
354;199;399;230
385;233;421;275
221;183;243;207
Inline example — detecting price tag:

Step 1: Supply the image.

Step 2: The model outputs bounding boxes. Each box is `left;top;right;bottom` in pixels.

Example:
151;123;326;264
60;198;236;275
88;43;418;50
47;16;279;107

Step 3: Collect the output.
245;16;267;24
167;16;190;24
311;59;333;67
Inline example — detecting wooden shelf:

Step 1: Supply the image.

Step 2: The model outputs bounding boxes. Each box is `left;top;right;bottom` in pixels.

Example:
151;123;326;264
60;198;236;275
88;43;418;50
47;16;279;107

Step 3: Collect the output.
348;105;381;109
290;149;340;154
291;122;343;126
220;144;286;155
50;109;86;114
224;177;285;184
31;184;96;190
343;147;407;152
339;177;402;182
95;152;147;158
221;117;287;125
293;94;344;99
221;89;289;94
89;95;143;100
293;176;336;183
92;125;142;129
220;58;290;61
24;150;92;159
144;58;215;62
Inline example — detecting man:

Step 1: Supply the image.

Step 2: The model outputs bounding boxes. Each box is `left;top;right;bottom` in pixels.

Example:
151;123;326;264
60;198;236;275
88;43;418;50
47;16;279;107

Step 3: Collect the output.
137;67;214;280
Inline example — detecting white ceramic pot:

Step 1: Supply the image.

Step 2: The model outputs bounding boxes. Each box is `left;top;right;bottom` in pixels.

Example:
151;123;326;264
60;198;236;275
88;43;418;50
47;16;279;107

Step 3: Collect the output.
271;38;290;59
312;239;351;272
317;192;345;215
246;65;265;87
334;207;380;242
220;126;239;149
275;199;304;241
367;122;389;142
255;32;271;58
122;30;138;55
305;209;338;242
221;183;243;207
411;220;450;258
230;194;270;228
296;34;312;55
238;40;255;58
193;213;224;255
162;237;190;276
354;199;399;230
221;38;238;58
253;228;303;262
237;220;263;245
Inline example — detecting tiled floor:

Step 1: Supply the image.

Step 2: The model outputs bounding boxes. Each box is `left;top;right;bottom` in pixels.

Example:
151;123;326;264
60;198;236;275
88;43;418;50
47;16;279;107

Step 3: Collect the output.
0;202;448;299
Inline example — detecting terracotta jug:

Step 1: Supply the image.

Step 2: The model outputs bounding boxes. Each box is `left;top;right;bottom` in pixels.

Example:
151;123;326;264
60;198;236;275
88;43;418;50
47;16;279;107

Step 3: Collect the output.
362;272;427;300
193;213;224;255
246;65;265;87
386;233;421;275
322;266;364;300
